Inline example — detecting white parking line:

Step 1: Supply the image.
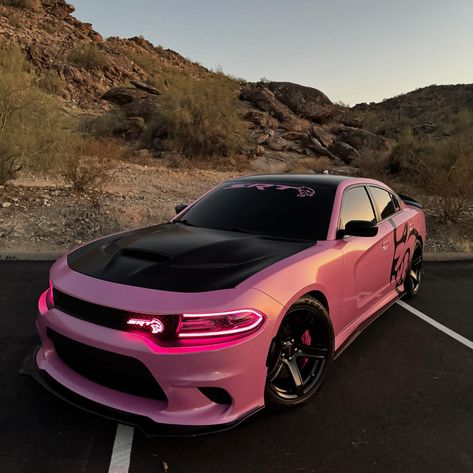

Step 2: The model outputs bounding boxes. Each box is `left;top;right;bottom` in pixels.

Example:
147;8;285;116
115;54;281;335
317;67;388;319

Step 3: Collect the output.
397;300;473;350
108;424;134;473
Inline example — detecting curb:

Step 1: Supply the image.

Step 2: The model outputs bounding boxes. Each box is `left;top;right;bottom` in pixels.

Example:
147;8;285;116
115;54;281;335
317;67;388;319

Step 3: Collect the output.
1;250;472;262
423;252;473;262
0;250;64;261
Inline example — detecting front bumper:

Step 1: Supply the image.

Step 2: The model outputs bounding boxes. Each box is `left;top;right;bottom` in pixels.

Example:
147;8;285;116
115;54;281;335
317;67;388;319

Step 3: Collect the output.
21;346;263;437
32;287;280;434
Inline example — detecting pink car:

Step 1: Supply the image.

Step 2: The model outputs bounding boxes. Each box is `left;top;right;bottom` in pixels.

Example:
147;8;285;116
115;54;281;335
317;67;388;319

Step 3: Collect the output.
27;174;426;435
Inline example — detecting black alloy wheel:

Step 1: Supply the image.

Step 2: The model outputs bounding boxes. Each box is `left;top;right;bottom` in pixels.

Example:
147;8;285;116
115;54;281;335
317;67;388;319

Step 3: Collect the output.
265;296;333;408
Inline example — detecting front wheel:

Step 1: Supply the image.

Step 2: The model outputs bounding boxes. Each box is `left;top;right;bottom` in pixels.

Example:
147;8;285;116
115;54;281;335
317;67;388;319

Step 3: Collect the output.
265;296;334;408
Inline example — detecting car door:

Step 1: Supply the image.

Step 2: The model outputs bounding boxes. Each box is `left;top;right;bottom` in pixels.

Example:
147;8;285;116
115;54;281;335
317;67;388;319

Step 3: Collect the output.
339;185;394;328
368;186;409;292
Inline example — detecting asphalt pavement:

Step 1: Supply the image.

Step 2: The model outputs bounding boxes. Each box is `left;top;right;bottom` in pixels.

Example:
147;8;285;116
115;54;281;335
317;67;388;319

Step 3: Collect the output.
1;260;472;473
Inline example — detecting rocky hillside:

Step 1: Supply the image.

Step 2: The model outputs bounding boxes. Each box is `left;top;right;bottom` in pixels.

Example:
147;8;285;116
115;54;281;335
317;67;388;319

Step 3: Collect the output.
355;84;473;139
0;0;393;169
0;0;209;107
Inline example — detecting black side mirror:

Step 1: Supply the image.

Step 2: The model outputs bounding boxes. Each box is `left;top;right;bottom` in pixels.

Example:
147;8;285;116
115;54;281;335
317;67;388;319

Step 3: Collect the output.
341;220;378;237
175;203;188;215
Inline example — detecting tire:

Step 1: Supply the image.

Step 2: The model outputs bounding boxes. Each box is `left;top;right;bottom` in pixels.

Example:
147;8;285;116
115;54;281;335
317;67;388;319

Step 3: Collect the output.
265;296;334;409
403;240;423;299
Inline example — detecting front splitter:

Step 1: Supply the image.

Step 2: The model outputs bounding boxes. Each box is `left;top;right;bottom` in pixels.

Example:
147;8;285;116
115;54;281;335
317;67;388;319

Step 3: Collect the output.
20;346;263;437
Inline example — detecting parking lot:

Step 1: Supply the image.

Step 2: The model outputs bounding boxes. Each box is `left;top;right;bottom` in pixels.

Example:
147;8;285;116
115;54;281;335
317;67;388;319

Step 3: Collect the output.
1;260;472;473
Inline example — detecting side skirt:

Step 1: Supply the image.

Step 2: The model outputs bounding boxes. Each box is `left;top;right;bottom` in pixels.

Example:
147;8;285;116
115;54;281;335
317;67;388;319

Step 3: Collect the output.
334;293;402;360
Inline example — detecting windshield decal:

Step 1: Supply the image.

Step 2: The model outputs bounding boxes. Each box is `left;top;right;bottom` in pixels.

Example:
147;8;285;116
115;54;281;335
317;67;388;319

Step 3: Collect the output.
225;183;315;198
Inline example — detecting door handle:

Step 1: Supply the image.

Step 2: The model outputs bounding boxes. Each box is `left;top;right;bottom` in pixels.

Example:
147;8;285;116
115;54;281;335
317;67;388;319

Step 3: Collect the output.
382;240;390;251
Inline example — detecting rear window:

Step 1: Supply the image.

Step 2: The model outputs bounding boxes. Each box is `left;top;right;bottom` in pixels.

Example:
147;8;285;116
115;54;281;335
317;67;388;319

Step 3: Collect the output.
177;181;337;240
369;186;397;219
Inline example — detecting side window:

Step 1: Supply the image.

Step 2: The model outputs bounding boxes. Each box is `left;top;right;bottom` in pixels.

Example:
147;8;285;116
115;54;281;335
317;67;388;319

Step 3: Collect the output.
370;186;396;220
390;193;401;211
339;186;376;231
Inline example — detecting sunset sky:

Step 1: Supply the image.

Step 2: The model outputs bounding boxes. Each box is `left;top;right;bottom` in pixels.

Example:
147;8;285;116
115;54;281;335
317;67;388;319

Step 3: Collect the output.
73;0;473;105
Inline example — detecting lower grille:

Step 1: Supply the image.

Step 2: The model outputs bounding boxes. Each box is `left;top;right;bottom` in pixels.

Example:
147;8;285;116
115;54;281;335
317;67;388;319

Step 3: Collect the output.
48;329;167;402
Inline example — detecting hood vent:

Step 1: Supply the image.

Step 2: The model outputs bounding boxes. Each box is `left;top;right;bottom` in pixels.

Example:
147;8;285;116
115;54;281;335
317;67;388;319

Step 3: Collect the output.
120;247;171;263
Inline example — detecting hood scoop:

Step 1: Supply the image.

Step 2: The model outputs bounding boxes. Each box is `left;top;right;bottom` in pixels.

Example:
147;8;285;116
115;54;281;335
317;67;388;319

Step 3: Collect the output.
120;247;171;263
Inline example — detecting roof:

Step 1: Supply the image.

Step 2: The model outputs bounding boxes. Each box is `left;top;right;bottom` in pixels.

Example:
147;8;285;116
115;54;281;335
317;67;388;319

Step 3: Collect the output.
232;173;354;187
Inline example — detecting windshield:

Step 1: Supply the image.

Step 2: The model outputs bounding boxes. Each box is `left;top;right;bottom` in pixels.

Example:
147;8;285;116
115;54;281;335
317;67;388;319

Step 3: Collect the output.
175;180;336;240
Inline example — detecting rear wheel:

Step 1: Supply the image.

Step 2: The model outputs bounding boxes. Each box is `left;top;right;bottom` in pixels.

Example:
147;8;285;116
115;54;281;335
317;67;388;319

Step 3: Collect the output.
404;240;423;299
265;296;334;408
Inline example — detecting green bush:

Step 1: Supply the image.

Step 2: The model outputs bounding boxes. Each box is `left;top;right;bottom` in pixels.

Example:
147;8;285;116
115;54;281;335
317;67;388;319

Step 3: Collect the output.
81;108;128;138
153;74;248;157
0;42;80;183
68;44;108;70
386;126;473;222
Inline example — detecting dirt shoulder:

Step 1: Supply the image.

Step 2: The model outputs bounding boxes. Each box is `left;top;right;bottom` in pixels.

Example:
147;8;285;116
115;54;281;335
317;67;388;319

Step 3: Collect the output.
0;160;241;252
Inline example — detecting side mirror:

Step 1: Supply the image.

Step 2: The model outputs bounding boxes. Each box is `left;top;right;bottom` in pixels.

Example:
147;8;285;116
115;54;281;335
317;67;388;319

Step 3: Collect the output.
341;220;378;237
175;203;188;215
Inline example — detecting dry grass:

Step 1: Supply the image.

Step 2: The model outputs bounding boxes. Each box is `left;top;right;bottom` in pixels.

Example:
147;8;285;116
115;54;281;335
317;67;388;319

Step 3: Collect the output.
285;156;334;174
68;44;108;70
37;69;63;95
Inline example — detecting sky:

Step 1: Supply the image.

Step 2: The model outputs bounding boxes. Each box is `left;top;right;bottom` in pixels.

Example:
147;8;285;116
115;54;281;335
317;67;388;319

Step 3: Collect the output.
73;0;473;105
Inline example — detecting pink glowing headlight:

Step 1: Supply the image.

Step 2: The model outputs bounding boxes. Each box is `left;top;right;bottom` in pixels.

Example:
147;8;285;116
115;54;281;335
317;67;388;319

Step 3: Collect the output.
178;309;265;338
38;285;54;315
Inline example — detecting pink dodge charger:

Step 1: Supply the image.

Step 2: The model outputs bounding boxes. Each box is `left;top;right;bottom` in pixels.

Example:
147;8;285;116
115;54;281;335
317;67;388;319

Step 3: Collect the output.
25;174;426;435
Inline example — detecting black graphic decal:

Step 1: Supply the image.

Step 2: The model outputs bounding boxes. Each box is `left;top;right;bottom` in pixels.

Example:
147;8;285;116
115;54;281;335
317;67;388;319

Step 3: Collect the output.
225;183;316;198
390;221;420;289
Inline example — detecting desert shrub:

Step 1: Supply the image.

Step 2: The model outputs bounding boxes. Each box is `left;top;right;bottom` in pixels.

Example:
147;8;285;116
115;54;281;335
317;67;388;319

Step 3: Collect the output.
68;44;108;70
62;138;120;193
386;126;473;222
153;74;248;157
37;69;63;95
81;108;128;138
0;0;42;11
63;156;105;193
0;42;80;183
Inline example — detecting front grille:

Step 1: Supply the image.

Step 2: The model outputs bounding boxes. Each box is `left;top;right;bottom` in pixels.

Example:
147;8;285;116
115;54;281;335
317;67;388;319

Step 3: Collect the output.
48;328;167;401
53;289;131;330
52;289;179;337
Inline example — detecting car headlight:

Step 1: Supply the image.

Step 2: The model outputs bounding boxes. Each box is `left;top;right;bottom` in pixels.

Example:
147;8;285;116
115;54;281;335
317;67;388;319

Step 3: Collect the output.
126;309;265;343
38;284;54;314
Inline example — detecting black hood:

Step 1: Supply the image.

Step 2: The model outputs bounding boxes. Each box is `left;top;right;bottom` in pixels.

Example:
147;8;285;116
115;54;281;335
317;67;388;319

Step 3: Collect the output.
67;223;314;292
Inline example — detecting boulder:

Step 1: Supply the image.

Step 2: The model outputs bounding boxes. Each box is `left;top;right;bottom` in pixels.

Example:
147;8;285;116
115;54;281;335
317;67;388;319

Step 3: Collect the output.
130;80;162;96
328;141;360;164
307;137;337;160
266;136;289;151
281;131;307;141
124;116;145;140
240;84;309;132
334;126;389;152
268;82;333;122
42;0;75;18
256;133;270;145
244;110;279;129
310;125;335;147
101;87;150;105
